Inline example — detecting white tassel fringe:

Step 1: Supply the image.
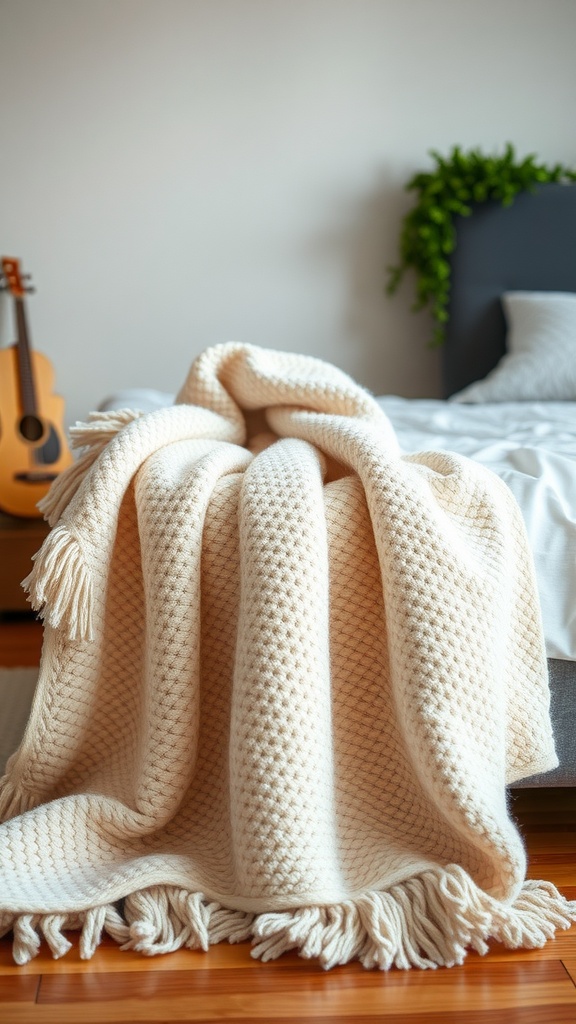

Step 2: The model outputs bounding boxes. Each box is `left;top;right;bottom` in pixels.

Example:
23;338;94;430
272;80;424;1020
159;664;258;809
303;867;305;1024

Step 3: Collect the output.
122;887;254;956
2;867;574;968
68;408;143;450
23;410;142;636
21;524;93;642
39;409;143;527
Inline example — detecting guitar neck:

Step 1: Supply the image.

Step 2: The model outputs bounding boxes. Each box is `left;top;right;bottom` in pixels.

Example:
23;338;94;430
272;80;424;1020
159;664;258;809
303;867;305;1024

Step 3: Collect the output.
15;296;38;416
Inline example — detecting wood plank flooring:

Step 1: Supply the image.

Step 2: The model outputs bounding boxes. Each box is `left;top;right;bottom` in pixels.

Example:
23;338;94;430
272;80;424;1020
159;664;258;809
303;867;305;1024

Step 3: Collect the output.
0;618;575;1023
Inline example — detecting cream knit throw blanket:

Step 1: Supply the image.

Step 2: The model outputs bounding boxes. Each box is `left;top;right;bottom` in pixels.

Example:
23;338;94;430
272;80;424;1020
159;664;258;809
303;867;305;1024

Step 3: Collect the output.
1;343;574;970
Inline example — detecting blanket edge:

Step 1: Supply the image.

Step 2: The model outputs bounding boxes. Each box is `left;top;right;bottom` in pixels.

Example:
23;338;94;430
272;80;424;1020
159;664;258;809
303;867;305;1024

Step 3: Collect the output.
1;866;574;970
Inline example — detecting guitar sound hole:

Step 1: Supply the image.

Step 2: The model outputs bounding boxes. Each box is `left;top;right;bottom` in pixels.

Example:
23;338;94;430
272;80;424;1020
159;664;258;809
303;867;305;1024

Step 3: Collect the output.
19;414;44;442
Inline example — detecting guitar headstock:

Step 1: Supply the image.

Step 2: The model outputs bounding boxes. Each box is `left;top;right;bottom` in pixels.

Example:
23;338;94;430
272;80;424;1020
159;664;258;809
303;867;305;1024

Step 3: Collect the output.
0;257;34;297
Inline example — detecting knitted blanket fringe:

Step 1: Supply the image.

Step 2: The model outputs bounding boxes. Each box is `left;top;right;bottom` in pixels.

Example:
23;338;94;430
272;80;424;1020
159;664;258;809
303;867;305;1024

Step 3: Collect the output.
1;342;574;969
23;407;179;641
0;871;572;970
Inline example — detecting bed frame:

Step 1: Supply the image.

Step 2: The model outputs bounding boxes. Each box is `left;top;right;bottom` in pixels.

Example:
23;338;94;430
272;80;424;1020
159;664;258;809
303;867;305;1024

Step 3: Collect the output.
443;182;576;398
443;182;576;787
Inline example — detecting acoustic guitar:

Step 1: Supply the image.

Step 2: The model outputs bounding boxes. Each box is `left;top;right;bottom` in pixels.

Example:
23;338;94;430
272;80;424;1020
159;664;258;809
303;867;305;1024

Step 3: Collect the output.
0;257;73;518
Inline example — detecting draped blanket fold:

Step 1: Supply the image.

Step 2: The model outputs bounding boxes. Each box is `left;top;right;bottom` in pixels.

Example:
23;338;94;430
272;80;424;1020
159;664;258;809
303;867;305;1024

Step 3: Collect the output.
0;342;574;969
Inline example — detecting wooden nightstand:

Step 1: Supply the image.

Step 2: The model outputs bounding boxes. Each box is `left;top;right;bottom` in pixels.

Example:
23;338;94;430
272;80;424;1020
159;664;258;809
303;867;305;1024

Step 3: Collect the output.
0;512;50;613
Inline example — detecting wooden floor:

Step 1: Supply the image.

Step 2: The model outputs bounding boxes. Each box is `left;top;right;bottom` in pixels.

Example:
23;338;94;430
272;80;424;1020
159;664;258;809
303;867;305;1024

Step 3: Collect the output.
0;617;575;1023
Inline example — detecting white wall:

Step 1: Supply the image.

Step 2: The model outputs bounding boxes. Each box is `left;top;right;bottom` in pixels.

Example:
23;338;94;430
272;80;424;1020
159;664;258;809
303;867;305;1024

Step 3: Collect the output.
0;0;574;426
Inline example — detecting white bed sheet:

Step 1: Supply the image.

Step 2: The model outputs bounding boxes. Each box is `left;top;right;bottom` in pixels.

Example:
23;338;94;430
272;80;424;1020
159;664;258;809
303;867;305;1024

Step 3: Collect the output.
377;397;576;661
98;389;576;662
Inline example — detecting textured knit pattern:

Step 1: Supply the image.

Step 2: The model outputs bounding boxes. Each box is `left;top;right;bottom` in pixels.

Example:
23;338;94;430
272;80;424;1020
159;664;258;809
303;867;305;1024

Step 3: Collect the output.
0;342;574;970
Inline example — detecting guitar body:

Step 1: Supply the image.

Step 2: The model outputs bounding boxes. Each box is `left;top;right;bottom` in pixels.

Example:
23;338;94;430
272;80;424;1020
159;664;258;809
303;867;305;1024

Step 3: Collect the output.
0;258;73;518
0;345;73;517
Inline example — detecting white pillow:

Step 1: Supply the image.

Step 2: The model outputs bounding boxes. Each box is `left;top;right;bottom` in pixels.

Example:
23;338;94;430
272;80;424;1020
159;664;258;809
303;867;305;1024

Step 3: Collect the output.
451;291;576;402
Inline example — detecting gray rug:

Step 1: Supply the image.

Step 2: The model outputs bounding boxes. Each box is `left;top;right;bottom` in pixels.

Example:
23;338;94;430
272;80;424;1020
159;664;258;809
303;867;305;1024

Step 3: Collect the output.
0;668;38;776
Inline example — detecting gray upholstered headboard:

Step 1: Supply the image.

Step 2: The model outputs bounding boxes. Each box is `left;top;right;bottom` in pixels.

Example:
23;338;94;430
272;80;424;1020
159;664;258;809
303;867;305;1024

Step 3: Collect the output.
443;183;576;397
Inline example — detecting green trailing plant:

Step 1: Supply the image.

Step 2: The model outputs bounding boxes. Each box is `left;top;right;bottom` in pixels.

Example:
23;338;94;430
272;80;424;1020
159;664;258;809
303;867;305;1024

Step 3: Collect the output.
387;144;576;346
